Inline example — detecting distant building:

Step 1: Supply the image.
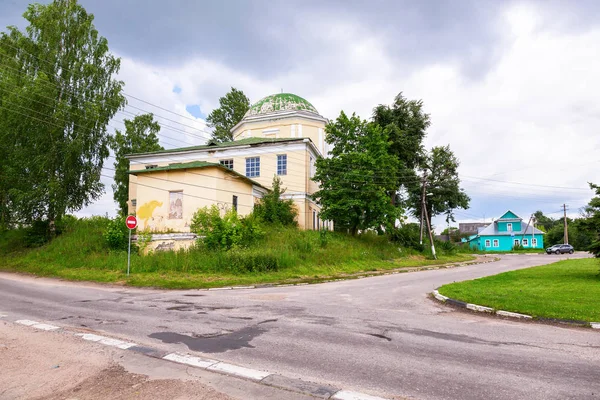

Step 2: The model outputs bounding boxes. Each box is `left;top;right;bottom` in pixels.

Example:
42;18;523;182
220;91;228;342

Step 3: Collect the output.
459;222;489;234
464;210;545;251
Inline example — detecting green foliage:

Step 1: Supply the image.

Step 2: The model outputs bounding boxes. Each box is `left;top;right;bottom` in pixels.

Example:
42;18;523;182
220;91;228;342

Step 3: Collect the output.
389;223;424;251
313;112;400;235
253;176;298;226
103;216;130;251
318;228;329;248
512;243;524;251
0;220;473;288
437;240;457;254
206;87;250;143
109;114;163;215
218;248;281;273
0;0;125;229
407;145;470;225
190;205;262;250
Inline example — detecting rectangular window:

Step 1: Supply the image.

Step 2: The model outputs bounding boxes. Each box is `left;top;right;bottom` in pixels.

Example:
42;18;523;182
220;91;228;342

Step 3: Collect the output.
310;156;315;178
485;239;491;247
507;223;513;231
522;238;529;246
169;191;183;219
277;154;287;176
493;239;499;247
245;157;260;177
514;239;520;246
532;238;538;247
232;195;238;212
220;159;234;169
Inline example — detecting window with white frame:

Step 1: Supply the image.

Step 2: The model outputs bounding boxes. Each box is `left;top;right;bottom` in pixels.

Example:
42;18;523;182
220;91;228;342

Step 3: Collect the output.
513;239;520;247
522;238;529;246
485;239;491;247
277;154;287;176
245;157;260;177
532;238;538;247
220;159;233;169
507;223;513;231
493;239;499;247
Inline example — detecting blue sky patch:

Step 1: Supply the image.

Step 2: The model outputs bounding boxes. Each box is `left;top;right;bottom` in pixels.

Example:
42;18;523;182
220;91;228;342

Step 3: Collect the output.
185;104;204;119
172;85;182;94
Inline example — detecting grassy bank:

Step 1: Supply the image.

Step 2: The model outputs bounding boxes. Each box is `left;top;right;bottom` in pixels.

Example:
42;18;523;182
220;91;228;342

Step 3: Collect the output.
0;217;474;289
438;258;600;322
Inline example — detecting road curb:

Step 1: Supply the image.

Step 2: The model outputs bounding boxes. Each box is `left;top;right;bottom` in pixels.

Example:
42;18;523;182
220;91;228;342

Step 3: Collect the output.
431;290;599;328
3;318;391;400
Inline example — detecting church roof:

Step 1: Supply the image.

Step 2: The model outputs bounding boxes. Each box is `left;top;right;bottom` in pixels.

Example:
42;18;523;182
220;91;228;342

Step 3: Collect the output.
244;93;320;118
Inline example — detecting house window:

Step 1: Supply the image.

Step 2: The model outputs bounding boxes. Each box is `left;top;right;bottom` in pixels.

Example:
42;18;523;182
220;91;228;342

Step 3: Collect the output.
513;239;520;247
493;239;499;247
220;159;234;169
532;238;538;247
277;154;287;176
507;223;513;231
246;157;260;177
485;239;491;247
310;156;315;178
232;195;238;212
169;191;183;219
522;238;529;246
313;210;317;230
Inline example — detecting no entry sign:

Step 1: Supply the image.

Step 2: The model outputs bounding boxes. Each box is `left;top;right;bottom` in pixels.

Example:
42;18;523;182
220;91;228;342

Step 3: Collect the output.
125;215;138;230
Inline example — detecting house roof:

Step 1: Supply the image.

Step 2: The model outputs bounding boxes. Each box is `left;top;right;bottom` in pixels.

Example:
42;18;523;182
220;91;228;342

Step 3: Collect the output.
477;223;545;237
126;137;307;158
127;160;269;190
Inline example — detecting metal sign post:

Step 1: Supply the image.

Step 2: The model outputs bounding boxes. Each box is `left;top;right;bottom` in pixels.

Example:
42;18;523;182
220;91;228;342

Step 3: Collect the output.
125;215;138;277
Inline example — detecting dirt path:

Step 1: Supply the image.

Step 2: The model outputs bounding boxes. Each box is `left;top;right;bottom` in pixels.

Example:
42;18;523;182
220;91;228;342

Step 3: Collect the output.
0;321;231;400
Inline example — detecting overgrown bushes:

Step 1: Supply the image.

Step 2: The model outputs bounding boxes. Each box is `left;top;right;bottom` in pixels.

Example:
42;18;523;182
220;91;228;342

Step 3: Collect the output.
190;205;263;250
103;216;130;251
253;176;297;226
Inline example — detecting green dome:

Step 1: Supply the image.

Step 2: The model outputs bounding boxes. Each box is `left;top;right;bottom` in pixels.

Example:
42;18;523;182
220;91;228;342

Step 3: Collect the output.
245;93;319;118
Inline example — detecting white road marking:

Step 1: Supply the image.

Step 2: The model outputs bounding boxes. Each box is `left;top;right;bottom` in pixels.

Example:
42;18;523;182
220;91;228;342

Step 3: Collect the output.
0;313;7;318
75;333;136;349
16;319;38;326
32;323;60;331
207;362;271;381
16;320;60;330
163;353;218;369
332;390;389;400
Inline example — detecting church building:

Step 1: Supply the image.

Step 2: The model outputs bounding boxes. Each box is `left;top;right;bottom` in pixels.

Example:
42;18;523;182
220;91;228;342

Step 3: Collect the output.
126;93;330;250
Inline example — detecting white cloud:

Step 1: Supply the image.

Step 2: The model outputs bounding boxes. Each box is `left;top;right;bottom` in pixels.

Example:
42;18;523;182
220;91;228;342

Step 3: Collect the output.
79;2;600;228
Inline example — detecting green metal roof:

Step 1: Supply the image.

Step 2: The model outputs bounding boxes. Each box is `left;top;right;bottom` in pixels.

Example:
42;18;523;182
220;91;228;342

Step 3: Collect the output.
126;137;305;157
244;93;319;117
127;160;268;190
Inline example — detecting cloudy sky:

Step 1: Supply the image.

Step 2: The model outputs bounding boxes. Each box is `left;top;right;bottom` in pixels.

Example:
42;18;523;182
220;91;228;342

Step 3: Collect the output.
2;0;599;231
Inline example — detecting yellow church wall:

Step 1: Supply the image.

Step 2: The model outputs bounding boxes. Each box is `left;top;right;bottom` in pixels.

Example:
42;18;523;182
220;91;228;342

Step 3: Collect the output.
131;167;256;233
232;116;327;156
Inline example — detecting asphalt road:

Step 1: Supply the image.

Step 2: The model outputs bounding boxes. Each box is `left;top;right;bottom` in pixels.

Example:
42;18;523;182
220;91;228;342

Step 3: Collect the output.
1;253;598;400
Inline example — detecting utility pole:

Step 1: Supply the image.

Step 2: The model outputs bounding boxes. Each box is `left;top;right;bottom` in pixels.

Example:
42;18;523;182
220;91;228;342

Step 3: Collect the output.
419;172;427;245
423;201;437;259
563;204;569;244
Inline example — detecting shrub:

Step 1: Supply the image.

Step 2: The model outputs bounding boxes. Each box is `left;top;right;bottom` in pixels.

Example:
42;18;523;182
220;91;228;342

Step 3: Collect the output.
253;176;298;226
191;206;263;251
103;216;130;251
389;223;424;251
437;240;457;254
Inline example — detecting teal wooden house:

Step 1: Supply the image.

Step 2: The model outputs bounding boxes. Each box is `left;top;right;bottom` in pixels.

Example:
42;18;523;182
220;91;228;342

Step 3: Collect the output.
466;210;544;251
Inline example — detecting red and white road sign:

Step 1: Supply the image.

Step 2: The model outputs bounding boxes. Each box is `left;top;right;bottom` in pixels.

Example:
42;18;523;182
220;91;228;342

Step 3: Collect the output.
125;215;138;230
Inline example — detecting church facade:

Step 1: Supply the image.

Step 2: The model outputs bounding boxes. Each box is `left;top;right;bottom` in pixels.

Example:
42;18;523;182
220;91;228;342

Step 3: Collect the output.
126;93;330;250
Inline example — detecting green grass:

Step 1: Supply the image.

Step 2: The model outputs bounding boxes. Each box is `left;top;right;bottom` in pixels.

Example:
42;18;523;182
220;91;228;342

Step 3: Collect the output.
0;217;473;289
439;258;600;322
